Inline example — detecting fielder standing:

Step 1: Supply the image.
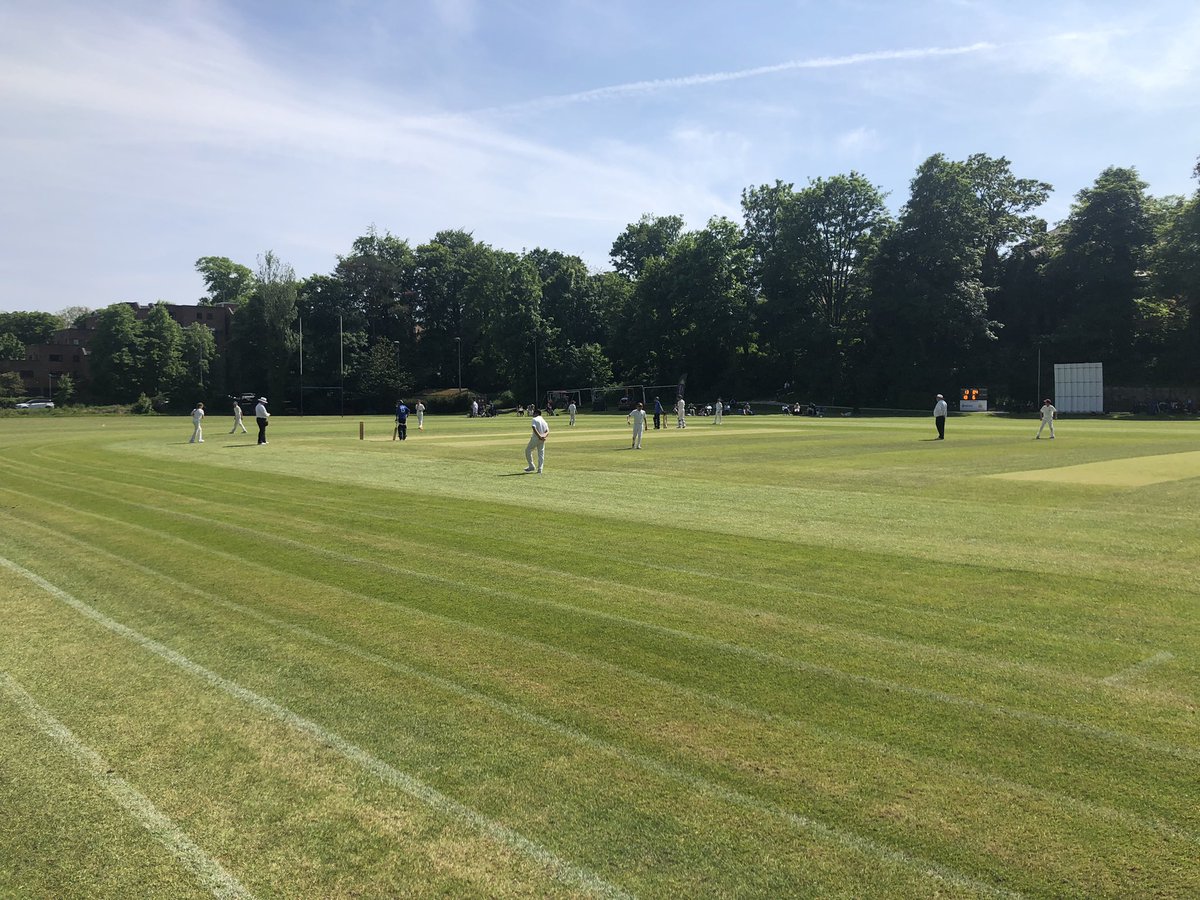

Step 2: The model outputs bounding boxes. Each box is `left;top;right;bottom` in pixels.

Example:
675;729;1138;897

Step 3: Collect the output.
524;407;549;474
1036;398;1057;439
933;393;947;440
675;397;687;429
713;397;723;424
415;399;425;431
189;402;205;443
627;401;647;449
568;399;577;426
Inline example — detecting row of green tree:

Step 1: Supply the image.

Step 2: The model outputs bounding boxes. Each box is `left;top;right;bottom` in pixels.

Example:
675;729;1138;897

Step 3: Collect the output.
8;152;1198;411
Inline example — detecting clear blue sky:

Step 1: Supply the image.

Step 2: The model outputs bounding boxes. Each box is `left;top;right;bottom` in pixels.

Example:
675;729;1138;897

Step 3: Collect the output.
2;0;1198;314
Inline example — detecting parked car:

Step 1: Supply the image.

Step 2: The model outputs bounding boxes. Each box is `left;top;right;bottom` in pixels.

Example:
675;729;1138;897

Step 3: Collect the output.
16;398;55;409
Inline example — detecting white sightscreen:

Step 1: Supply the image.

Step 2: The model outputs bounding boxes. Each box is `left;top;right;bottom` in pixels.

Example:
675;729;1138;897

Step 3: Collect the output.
1053;362;1104;413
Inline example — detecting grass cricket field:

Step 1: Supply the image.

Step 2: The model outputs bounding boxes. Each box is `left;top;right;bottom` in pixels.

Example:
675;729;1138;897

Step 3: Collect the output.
1;410;1198;898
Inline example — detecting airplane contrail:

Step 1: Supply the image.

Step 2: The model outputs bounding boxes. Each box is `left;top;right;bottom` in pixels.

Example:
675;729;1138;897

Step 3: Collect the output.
477;41;997;115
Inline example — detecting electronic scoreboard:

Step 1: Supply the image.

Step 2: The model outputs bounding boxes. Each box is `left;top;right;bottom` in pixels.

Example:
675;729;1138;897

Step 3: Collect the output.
959;387;988;412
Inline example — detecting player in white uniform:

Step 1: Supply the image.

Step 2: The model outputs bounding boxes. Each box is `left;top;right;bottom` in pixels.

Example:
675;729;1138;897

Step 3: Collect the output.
415;400;425;431
524;408;549;473
189;403;205;443
713;398;723;424
1036;399;1057;439
568;400;577;426
675;397;687;428
627;402;647;449
229;400;247;434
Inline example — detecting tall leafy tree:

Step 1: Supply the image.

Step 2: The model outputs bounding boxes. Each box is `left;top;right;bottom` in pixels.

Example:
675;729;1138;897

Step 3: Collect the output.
1151;160;1200;379
412;230;489;389
616;217;752;391
763;174;891;396
356;335;412;410
473;251;549;398
1045;166;1156;377
866;154;993;403
296;273;354;410
140;302;185;402
1;371;26;397
962;154;1052;286
55;306;93;330
176;322;218;402
88;304;144;403
333;227;416;343
196;256;256;306
230;252;299;405
54;373;76;405
610;214;684;280
0;332;24;360
523;248;615;391
0;311;59;345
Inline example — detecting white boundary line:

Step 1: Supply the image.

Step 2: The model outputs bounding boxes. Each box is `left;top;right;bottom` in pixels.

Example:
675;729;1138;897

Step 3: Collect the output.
0;670;254;900
0;555;631;900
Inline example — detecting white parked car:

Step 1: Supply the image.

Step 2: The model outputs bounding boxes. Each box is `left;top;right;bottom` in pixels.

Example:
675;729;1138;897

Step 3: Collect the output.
16;398;55;409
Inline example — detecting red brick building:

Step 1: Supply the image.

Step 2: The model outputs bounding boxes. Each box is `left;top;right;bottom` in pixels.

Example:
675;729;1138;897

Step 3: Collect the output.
1;302;237;400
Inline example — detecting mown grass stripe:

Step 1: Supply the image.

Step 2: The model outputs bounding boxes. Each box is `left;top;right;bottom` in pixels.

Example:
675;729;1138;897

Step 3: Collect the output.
57;453;1152;691
6;512;1030;898
0;554;633;900
8;449;1184;705
26;445;1178;656
0;670;255;900
1103;651;1176;685
7;469;1196;764
8;496;1200;856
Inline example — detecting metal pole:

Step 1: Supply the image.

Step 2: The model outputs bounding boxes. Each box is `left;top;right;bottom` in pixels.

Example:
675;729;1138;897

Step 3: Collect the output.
534;334;539;406
299;316;304;417
339;314;344;417
1037;346;1041;403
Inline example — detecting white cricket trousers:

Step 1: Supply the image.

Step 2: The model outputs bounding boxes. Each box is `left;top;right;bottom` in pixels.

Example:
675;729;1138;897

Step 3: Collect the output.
1036;419;1055;438
632;425;643;449
230;416;247;434
189;423;203;443
525;434;545;471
